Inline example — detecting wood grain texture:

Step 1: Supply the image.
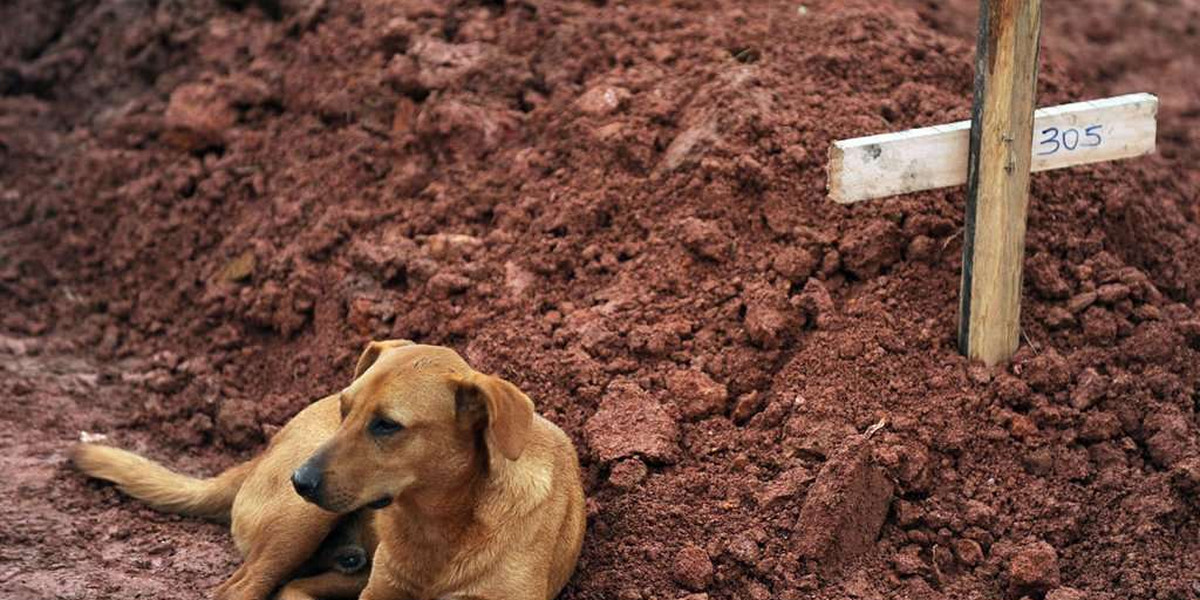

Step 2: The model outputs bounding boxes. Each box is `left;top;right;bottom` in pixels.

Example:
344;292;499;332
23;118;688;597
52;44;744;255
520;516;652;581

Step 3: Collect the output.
827;93;1158;204
958;0;1042;366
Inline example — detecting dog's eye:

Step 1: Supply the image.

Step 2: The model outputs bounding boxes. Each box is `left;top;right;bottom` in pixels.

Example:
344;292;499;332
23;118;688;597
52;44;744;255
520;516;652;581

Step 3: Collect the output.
368;417;403;436
335;551;366;573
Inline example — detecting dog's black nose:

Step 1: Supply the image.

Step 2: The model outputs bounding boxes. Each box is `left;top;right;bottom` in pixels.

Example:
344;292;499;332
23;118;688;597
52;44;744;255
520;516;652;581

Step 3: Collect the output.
291;462;323;502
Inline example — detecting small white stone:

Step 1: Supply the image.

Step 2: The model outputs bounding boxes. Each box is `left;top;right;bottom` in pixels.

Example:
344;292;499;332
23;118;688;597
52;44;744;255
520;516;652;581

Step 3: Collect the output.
79;431;109;444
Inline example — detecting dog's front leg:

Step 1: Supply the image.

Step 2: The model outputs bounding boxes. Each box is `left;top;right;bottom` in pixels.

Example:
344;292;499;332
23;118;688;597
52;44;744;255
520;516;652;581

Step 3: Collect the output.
358;547;417;600
215;512;335;600
359;571;416;600
275;571;368;600
437;592;542;600
358;580;414;600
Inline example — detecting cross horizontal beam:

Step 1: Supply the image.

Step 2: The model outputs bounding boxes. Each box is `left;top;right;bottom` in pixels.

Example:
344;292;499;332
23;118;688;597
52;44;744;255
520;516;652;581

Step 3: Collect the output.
827;93;1158;204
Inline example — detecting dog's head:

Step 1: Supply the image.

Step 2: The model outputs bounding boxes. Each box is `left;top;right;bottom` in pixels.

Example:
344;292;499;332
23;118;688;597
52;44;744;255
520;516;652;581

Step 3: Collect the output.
291;340;535;513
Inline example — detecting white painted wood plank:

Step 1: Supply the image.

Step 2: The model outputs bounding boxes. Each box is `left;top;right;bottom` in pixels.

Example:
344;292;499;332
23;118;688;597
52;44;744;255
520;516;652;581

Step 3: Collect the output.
828;93;1158;204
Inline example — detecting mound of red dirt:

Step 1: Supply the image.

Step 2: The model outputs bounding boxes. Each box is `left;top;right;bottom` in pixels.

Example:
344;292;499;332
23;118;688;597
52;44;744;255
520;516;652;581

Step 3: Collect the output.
2;0;1198;598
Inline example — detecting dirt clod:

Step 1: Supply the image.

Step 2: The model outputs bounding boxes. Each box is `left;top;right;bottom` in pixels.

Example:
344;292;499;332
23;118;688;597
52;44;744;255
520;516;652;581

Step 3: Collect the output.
794;436;894;571
585;380;679;465
1008;541;1061;599
216;398;261;450
892;544;928;576
1028;254;1071;300
164;83;237;151
1079;412;1121;443
1046;588;1088;600
672;545;714;591
954;538;984;567
773;247;819;283
577;86;632;117
666;369;729;421
757;465;814;509
608;458;649;491
1144;412;1195;469
840;220;904;279
679;218;729;262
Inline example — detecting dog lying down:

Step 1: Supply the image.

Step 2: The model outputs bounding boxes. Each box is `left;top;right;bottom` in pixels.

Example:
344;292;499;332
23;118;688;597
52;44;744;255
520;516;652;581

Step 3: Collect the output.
73;340;587;600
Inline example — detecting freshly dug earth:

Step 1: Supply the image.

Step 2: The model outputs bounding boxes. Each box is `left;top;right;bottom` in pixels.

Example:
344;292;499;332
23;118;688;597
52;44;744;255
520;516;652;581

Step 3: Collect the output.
2;0;1198;599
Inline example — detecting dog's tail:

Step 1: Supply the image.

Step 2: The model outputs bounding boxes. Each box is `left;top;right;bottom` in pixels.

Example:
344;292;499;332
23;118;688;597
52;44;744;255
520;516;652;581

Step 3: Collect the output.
71;443;254;521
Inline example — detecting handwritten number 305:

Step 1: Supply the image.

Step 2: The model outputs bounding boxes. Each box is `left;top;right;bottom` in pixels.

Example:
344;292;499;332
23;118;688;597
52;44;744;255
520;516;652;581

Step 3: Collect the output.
1038;125;1103;156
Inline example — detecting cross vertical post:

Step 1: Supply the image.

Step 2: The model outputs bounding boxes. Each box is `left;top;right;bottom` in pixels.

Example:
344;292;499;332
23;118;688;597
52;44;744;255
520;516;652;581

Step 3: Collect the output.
958;0;1043;365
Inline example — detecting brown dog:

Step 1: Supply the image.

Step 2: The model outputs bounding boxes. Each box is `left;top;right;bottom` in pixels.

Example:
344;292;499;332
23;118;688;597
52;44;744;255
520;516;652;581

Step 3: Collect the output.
72;340;586;600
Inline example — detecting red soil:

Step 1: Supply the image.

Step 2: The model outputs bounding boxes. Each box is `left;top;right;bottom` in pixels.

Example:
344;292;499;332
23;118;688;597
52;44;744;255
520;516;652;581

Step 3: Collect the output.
2;0;1198;599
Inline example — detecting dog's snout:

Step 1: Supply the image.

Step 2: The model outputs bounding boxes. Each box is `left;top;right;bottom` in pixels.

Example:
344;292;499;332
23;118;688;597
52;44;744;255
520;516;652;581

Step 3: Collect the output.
291;461;323;502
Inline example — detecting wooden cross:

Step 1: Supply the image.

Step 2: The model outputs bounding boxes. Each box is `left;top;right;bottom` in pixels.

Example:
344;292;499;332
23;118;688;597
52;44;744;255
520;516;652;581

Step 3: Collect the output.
825;0;1158;366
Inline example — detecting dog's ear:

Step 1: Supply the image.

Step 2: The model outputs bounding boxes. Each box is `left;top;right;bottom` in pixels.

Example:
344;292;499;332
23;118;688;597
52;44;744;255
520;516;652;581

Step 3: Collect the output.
451;372;534;461
354;339;415;380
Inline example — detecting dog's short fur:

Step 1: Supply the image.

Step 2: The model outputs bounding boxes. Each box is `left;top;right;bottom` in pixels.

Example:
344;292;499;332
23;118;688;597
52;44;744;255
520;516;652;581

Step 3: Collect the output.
73;341;586;600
